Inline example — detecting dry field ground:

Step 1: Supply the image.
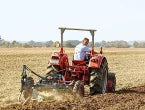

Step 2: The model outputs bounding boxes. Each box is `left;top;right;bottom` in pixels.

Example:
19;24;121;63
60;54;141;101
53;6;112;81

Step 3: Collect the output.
0;47;145;109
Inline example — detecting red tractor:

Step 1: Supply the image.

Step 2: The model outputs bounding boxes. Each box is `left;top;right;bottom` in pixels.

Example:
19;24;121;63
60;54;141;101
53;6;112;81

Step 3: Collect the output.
47;27;116;95
19;27;116;103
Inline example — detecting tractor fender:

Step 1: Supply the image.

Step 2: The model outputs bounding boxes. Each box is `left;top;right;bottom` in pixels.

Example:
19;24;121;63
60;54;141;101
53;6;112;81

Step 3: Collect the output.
88;54;105;68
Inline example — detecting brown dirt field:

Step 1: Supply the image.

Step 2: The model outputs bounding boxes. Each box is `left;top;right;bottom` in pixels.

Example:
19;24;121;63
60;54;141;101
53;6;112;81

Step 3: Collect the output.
0;48;145;109
2;85;145;110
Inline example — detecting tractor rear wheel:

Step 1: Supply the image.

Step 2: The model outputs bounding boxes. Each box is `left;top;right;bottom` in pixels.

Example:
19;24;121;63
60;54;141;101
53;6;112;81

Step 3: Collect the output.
73;80;84;97
90;58;108;95
46;64;60;75
107;72;116;92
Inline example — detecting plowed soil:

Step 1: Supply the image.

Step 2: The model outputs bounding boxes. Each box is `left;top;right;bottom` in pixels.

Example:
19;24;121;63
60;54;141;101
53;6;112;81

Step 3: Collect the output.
0;48;145;110
1;85;145;110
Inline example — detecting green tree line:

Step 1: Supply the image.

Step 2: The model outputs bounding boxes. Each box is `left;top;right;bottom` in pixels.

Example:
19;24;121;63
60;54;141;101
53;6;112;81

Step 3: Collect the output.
0;37;145;48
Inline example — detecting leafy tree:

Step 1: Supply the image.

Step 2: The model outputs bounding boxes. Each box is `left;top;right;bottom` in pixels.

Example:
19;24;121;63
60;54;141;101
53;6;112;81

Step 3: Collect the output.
45;40;54;47
100;40;107;47
23;43;32;48
0;36;2;46
64;41;75;48
11;40;22;47
2;40;11;47
133;41;139;48
27;40;35;47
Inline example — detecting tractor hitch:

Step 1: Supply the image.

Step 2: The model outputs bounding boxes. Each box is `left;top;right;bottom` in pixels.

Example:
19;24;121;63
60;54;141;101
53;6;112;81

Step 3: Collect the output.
18;65;73;104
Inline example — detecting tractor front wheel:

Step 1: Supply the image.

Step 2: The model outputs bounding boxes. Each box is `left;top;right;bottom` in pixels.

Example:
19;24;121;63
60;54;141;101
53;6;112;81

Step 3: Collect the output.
46;64;60;75
73;80;84;97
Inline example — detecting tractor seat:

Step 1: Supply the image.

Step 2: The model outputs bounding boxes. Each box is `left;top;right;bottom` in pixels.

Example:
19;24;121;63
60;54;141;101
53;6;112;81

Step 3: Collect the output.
72;60;86;66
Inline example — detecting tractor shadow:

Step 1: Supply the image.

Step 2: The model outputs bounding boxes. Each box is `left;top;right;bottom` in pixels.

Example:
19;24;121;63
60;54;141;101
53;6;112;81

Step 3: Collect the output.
115;86;145;94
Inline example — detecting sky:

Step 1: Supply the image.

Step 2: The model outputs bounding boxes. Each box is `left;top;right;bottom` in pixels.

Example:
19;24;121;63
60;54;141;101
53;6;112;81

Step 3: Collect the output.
0;0;145;42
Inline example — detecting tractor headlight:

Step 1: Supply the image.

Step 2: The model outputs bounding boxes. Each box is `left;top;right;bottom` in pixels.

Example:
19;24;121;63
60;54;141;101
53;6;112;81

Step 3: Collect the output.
91;59;98;62
50;59;59;64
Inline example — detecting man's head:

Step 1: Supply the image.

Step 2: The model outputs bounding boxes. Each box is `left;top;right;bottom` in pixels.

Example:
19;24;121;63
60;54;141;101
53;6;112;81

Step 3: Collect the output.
82;38;89;45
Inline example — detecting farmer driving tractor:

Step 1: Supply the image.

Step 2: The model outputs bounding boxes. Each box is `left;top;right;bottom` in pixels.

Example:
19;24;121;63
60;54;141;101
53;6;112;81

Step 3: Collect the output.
74;37;98;62
74;38;90;61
